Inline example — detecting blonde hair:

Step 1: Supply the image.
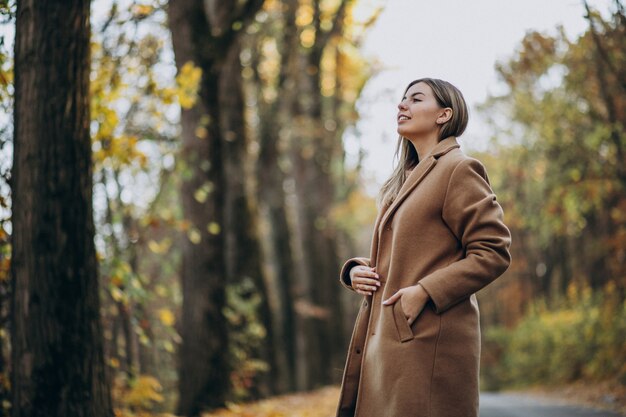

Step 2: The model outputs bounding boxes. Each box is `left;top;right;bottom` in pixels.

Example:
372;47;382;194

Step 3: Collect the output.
377;78;469;208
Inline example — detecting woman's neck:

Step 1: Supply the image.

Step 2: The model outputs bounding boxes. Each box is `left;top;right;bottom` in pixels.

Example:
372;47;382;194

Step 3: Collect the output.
409;134;439;161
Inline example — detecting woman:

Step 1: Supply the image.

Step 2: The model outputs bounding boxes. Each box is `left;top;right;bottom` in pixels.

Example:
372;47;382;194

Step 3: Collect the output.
335;78;511;417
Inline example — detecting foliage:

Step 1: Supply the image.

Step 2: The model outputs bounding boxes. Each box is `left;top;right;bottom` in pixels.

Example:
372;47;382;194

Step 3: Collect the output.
204;386;340;417
92;0;384;407
476;1;626;392
476;2;626;314
2;0;380;412
112;385;341;417
234;0;384;399
330;187;377;237
482;283;626;390
224;278;270;401
90;0;185;409
114;375;165;413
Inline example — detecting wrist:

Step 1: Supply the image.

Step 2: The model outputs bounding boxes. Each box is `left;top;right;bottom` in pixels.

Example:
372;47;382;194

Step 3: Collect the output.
416;283;429;301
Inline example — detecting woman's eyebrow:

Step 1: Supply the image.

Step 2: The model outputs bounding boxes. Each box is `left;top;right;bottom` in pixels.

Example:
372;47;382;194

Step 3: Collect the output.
402;92;426;100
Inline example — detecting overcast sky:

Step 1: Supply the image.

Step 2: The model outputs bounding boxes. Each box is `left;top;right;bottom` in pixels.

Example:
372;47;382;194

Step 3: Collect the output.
349;0;613;190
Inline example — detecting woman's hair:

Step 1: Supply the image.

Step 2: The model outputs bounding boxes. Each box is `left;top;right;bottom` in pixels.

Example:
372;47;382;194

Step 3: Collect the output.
377;78;469;208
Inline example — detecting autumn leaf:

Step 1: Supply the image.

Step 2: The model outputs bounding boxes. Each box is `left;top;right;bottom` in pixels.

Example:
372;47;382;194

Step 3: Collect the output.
175;61;202;109
158;309;175;327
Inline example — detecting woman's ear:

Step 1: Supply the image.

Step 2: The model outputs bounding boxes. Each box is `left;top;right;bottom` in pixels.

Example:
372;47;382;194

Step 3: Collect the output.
436;108;453;125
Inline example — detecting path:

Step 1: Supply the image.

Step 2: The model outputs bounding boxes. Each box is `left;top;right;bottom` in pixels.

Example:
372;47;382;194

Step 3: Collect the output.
481;392;623;417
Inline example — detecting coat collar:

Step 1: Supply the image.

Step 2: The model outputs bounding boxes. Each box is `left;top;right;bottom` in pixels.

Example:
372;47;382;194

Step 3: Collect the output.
377;136;460;235
428;136;461;159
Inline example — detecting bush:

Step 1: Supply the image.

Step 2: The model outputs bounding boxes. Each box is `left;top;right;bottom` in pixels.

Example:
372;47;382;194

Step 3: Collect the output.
482;282;626;390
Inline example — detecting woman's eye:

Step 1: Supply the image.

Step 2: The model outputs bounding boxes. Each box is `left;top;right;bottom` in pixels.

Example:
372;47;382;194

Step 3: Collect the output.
413;98;421;102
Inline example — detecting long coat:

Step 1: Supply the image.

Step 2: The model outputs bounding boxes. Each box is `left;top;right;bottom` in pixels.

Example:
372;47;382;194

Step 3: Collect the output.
336;136;512;417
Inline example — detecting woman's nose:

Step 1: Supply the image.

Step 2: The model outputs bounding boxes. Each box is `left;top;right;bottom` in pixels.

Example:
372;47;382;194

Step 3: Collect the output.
398;101;407;110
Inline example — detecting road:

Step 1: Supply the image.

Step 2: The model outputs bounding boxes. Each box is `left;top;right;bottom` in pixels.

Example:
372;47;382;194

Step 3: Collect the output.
480;392;623;417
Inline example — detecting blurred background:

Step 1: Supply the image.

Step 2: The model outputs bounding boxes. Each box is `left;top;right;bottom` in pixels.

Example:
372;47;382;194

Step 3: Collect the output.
0;0;624;416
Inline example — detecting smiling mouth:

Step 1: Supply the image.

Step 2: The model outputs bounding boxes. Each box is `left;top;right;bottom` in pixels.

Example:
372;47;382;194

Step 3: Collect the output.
398;115;410;122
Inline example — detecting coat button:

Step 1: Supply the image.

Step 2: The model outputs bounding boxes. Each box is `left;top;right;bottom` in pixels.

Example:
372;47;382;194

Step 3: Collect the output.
363;301;368;307
355;347;362;354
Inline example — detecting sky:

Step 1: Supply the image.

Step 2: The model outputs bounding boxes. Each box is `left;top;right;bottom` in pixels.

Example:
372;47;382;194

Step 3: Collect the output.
348;0;613;191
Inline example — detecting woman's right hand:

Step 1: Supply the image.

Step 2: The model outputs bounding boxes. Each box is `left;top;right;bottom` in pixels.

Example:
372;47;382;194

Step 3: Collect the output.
350;266;380;296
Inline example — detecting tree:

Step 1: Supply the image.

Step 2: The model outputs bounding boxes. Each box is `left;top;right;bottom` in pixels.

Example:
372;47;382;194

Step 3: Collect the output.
248;0;300;392
220;36;276;398
245;0;380;390
11;1;113;416
167;0;265;414
287;0;351;387
476;1;626;326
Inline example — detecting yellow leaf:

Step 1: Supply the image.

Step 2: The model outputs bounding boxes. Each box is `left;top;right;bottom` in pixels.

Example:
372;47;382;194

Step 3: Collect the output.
110;287;125;302
158;309;175;326
207;222;221;235
296;3;314;26
148;238;172;255
148;240;161;254
132;4;154;18
155;284;168;297
195;126;208;139
163;340;175;353
110;274;123;287
176;61;202;109
187;228;202;244
194;188;208;203
124;375;164;409
300;28;316;48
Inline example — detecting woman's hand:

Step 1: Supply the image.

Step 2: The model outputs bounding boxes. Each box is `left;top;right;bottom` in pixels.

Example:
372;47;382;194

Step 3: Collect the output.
382;284;430;325
350;265;380;296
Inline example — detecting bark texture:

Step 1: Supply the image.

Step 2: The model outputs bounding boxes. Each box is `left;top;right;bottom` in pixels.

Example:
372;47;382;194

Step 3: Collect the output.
168;1;229;414
252;0;300;392
220;38;276;397
11;1;113;416
168;0;264;414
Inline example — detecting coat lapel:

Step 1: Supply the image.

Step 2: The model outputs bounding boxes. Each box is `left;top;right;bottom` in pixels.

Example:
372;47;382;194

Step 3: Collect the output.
378;137;460;236
378;157;437;235
369;201;391;264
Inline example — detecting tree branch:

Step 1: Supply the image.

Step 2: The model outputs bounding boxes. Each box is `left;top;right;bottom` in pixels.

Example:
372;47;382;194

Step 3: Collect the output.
583;0;626;93
582;1;626;188
220;0;265;52
315;0;352;55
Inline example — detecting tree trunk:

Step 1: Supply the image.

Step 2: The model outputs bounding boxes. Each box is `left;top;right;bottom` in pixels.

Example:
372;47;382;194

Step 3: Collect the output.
256;111;298;392
252;0;300;392
168;1;229;414
168;0;265;413
220;38;277;397
11;1;113;416
288;14;347;388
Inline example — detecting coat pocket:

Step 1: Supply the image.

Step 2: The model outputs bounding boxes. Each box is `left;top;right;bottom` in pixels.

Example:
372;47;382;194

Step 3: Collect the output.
392;301;414;342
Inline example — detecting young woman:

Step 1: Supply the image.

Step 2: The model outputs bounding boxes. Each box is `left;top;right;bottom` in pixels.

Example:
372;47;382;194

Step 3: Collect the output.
336;78;511;417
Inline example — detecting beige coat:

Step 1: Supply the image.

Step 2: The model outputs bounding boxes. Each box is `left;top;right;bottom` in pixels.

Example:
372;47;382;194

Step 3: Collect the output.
336;137;511;417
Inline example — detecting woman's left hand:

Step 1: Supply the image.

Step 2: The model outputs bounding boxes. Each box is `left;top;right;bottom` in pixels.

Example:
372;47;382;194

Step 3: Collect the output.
382;284;430;325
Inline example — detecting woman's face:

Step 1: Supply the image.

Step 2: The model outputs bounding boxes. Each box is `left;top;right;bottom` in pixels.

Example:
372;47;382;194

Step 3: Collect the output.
396;82;447;141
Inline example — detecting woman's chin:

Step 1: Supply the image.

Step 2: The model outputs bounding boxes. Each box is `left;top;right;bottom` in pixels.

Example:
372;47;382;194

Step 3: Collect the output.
397;126;414;138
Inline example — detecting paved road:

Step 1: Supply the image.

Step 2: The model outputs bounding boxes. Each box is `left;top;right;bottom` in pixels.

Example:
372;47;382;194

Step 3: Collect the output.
480;392;623;417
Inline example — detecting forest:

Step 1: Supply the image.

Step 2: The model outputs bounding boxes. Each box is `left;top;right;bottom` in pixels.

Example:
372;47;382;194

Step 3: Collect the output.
0;0;624;416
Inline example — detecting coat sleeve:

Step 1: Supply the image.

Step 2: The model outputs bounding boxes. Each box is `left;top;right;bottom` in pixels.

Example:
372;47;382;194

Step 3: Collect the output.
418;157;511;314
339;257;371;291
